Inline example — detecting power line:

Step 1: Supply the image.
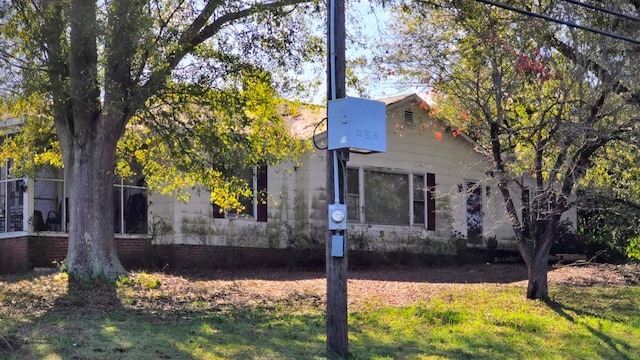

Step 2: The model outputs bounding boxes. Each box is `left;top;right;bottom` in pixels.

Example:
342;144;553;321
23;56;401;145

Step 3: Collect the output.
559;0;640;23
474;0;640;45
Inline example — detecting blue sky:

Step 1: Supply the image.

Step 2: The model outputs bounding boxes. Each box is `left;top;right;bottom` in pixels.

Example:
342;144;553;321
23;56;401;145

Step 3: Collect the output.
297;1;427;104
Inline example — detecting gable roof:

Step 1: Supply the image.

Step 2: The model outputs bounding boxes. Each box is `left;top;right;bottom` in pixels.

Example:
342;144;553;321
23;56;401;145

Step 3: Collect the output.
280;93;482;152
279;102;326;140
378;92;434;107
377;93;482;149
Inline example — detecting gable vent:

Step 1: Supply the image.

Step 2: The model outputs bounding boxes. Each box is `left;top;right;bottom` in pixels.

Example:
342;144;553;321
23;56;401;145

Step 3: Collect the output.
404;109;414;125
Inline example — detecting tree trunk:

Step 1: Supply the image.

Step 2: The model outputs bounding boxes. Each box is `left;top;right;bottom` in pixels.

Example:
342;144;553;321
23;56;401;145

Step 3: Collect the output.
523;216;560;300
526;251;549;300
64;126;126;280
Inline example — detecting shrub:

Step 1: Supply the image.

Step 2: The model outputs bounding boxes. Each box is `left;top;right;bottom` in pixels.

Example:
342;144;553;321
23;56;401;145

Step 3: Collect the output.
134;272;161;289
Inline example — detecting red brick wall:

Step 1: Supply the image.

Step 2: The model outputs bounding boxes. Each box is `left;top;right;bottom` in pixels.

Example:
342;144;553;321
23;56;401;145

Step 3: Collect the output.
152;245;325;270
150;246;464;270
2;235;470;274
0;237;29;273
27;236;152;269
116;238;153;268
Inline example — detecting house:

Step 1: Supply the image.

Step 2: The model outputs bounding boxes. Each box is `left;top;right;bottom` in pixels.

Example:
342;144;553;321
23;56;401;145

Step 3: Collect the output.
0;93;577;272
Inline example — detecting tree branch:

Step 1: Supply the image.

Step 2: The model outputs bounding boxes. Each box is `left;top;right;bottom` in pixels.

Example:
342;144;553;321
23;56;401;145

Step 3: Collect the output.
69;0;101;134
135;0;311;117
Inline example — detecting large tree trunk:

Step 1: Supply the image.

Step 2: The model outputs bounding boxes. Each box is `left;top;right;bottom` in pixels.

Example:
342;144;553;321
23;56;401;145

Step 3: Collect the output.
61;0;127;280
64;125;126;280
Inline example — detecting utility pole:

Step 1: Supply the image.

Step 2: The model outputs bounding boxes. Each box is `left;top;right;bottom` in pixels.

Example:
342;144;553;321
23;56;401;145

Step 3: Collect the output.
326;0;348;356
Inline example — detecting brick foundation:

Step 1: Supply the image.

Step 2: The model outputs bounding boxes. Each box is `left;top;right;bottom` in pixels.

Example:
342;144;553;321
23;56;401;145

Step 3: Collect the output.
2;236;482;274
27;236;153;269
0;236;29;273
150;246;475;271
152;245;326;270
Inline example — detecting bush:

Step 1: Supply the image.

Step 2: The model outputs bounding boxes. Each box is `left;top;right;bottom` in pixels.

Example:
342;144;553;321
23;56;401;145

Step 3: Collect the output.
551;220;585;255
626;237;640;261
577;196;640;263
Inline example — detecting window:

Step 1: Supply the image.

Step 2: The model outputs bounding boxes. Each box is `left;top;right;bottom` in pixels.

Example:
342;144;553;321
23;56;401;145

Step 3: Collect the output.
346;168;360;221
114;176;148;234
0;160;148;234
0;161;25;233
226;167;256;219
0;180;25;233
212;165;268;222
33;168;65;232
364;170;409;225
347;168;436;229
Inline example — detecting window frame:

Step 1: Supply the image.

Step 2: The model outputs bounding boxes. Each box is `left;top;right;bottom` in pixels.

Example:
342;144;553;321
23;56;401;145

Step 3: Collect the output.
113;177;148;235
212;165;268;222
347;166;436;229
0;161;149;235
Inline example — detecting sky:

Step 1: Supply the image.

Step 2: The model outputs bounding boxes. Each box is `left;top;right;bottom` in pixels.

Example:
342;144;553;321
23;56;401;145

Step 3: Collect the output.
299;1;428;105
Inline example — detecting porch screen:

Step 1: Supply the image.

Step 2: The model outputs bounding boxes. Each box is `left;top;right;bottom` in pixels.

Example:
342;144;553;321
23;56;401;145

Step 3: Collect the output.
346;168;359;221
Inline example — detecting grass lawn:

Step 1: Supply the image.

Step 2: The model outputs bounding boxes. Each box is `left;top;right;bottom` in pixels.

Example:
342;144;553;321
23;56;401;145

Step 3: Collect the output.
1;267;639;359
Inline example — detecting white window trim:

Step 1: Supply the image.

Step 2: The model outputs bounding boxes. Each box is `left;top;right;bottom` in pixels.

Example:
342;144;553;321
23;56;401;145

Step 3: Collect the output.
349;166;430;227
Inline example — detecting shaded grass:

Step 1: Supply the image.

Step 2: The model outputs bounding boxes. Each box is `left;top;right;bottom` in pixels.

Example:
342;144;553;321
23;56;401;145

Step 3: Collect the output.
0;271;639;359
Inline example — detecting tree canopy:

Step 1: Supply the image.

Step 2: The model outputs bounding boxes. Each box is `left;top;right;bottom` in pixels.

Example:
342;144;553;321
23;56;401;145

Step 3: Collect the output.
0;0;322;279
377;0;640;299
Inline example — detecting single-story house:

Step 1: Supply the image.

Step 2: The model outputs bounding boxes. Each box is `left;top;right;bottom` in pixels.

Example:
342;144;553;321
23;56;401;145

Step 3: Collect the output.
0;93;577;272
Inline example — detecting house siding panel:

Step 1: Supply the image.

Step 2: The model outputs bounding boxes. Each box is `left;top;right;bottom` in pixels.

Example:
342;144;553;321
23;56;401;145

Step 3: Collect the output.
144;94;577;257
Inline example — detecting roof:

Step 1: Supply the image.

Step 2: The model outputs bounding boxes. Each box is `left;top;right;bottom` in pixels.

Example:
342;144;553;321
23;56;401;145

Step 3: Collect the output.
282;93;481;151
377;92;435;106
378;94;412;106
279;102;326;140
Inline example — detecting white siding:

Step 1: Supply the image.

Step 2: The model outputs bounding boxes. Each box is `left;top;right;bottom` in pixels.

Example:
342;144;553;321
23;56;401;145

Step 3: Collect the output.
154;94;577;255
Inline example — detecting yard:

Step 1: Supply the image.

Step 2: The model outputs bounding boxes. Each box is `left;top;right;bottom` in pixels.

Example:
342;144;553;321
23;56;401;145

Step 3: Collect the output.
1;263;640;359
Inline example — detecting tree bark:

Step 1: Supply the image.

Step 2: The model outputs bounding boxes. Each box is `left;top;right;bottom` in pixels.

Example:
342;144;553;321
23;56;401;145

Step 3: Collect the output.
526;251;549;300
60;0;126;280
64;118;126;280
523;215;559;300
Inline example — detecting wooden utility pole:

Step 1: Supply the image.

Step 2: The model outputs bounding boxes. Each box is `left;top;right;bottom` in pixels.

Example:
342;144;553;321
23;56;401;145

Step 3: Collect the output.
326;0;348;356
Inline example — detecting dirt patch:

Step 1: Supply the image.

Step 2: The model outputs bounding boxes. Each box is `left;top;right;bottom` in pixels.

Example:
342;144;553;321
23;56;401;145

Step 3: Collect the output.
149;263;640;311
1;263;638;318
548;263;640;286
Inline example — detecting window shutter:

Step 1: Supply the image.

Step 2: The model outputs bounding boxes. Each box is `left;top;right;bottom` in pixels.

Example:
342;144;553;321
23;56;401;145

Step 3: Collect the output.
256;164;268;222
427;173;436;230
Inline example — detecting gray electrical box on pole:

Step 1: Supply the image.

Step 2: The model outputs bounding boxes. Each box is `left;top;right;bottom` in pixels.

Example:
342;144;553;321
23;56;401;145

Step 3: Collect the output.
327;97;387;153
